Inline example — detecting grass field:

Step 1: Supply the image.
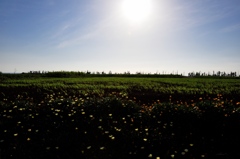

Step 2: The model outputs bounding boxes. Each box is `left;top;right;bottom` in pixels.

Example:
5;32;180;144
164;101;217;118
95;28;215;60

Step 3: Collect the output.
1;76;240;100
0;76;240;158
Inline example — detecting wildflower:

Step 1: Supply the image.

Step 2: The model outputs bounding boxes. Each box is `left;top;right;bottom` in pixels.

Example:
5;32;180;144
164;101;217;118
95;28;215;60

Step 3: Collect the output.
148;154;152;158
87;146;91;149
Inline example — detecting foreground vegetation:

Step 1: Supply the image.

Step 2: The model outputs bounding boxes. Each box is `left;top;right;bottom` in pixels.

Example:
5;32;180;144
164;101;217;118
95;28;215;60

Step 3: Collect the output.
0;75;240;158
1;76;240;102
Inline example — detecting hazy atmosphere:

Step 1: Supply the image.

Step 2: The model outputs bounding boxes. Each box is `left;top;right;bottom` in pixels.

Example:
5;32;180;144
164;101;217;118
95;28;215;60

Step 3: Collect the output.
1;0;240;74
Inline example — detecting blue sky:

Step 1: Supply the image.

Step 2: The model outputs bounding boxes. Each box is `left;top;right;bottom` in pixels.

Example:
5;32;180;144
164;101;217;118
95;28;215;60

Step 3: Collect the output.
0;0;240;74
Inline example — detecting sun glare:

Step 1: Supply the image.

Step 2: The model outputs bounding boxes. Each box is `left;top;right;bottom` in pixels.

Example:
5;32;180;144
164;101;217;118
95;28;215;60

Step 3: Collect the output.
121;0;152;23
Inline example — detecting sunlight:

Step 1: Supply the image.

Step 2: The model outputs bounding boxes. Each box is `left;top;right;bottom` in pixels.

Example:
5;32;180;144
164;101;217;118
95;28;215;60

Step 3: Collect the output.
121;0;152;23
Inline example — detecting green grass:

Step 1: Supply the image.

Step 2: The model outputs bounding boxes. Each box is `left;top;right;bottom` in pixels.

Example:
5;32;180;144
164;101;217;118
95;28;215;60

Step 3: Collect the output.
1;77;239;97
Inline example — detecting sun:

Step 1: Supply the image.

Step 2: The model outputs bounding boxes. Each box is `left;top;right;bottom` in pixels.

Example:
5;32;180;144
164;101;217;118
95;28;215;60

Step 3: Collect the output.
121;0;152;23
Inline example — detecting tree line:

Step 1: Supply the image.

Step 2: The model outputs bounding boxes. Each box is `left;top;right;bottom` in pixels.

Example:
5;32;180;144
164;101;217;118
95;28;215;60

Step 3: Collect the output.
188;71;238;77
0;70;239;78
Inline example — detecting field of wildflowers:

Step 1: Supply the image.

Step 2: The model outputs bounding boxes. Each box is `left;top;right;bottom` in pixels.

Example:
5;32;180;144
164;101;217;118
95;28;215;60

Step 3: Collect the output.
0;77;240;158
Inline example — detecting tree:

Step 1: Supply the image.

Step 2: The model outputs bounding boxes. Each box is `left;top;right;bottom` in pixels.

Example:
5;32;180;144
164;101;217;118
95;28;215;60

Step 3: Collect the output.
136;72;141;75
124;71;130;75
195;72;200;77
86;70;91;74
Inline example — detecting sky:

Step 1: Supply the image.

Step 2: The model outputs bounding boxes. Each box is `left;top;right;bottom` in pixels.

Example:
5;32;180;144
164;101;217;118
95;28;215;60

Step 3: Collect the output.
0;0;240;74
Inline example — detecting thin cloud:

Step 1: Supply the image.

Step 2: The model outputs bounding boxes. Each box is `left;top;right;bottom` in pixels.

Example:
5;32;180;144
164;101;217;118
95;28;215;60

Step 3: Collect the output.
220;23;240;33
50;24;71;39
55;15;119;49
170;0;239;31
56;31;98;49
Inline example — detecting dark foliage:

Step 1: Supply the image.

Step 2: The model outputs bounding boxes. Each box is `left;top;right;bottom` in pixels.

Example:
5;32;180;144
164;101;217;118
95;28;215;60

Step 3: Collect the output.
1;94;240;159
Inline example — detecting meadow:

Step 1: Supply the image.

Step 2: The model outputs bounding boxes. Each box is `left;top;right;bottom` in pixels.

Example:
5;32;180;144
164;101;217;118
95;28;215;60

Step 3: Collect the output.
0;75;240;158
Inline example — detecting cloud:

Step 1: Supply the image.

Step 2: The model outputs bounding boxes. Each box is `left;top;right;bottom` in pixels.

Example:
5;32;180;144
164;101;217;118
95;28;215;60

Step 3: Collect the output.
220;23;240;33
168;0;239;31
50;24;71;39
54;14;120;49
56;30;98;49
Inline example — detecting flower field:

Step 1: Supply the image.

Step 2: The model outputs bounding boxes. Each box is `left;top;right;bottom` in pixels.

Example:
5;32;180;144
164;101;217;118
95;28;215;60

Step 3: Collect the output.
0;77;240;158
